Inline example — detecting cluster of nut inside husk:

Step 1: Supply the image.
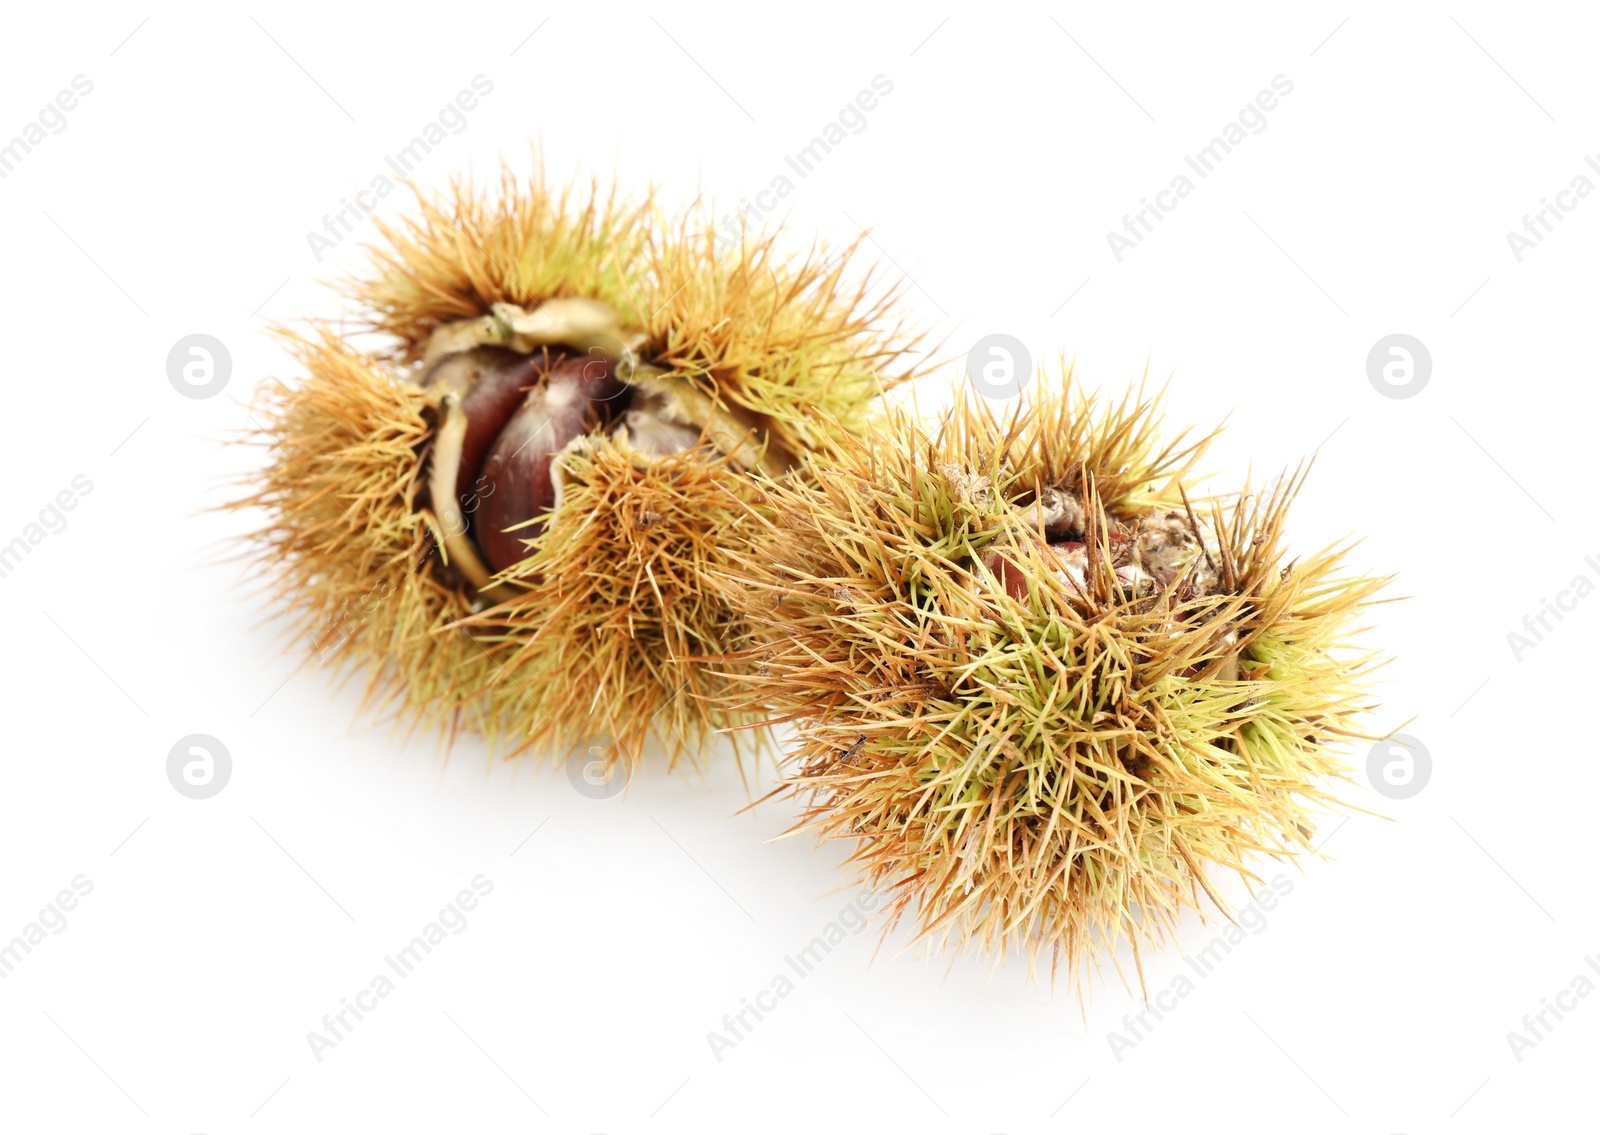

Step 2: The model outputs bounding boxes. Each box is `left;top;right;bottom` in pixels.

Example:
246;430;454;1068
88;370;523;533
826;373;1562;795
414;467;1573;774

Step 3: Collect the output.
718;380;1384;980
981;483;1239;680
236;164;1384;988
418;297;792;606
238;166;926;768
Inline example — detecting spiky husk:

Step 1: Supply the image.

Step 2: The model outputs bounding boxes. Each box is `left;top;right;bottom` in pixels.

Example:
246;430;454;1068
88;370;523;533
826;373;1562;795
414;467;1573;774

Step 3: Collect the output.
349;164;914;447
724;370;1386;985
454;435;767;766
236;163;919;765
235;328;517;742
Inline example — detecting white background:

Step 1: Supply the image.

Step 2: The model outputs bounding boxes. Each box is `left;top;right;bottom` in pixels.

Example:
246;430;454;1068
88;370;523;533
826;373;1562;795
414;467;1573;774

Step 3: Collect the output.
1;3;1595;1132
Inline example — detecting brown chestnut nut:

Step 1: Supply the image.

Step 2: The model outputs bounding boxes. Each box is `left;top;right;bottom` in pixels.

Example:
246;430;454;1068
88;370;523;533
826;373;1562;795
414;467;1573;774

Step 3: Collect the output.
474;355;625;573
458;353;553;495
616;370;795;477
421;346;553;493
